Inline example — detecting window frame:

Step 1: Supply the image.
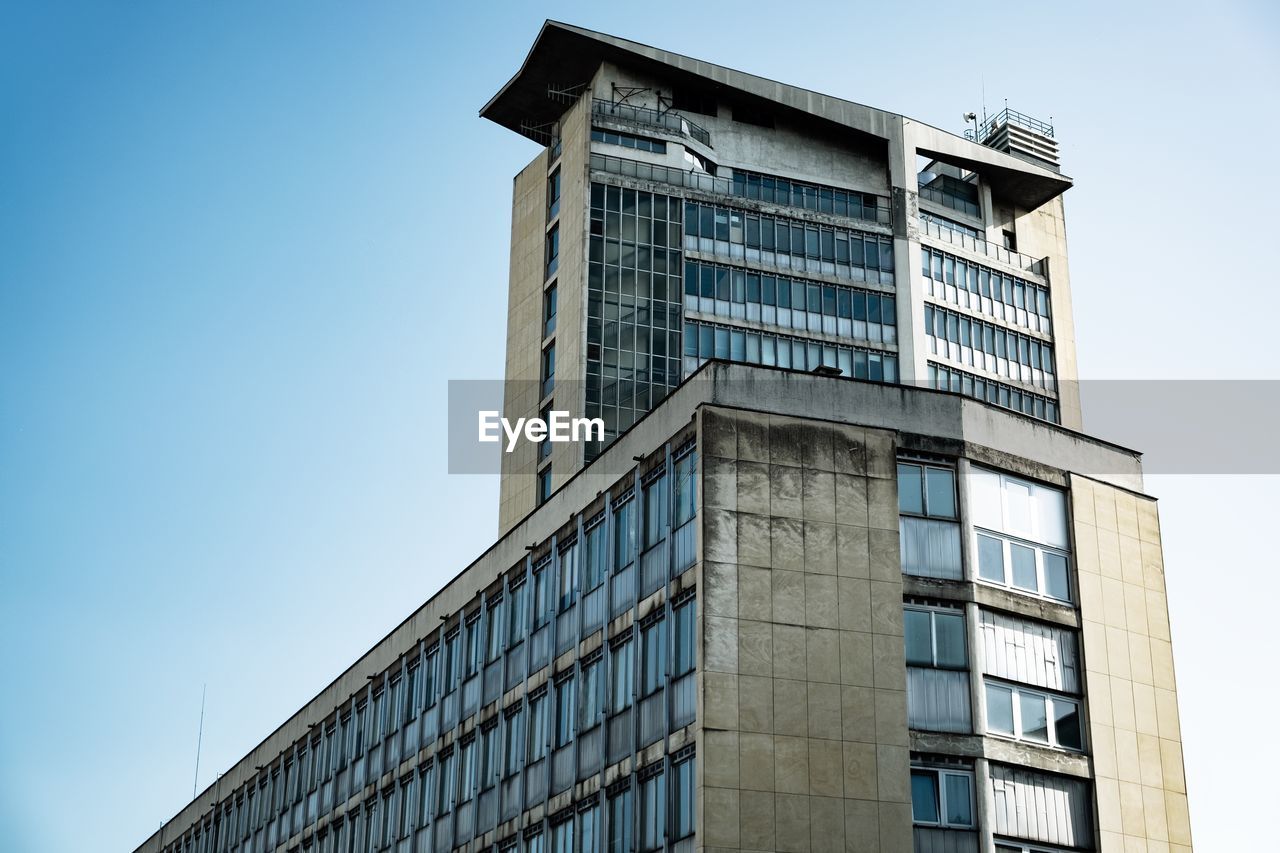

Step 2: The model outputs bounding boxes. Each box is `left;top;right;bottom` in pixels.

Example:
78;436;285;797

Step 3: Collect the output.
983;679;1084;752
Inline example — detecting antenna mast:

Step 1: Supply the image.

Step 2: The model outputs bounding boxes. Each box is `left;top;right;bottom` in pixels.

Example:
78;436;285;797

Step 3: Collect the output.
193;684;206;799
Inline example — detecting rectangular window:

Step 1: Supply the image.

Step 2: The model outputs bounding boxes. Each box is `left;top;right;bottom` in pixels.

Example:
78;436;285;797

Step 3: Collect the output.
673;755;695;839
527;691;549;762
643;472;667;549
532;559;550;627
464;614;481;677
554;675;576;748
544;283;558;337
580;653;603;724
897;462;957;519
614;499;636;569
640;618;666;696
607;785;633;853
545;224;559;278
442;630;459;691
984;680;1083;751
610;639;634;711
969;468;1071;602
639;769;665;851
541;342;556;398
486;597;504;662
558;540;578;611
673;450;697;527
673;598;695;676
903;606;966;669
583;519;607;591
508;580;527;645
480;723;498;789
910;768;973;828
503;708;524;777
547;169;561;220
436;751;454;816
458;737;476;802
551;818;574;853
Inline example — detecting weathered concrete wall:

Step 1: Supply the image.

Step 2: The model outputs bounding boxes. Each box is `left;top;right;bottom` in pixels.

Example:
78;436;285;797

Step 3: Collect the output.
1070;475;1192;852
697;406;912;853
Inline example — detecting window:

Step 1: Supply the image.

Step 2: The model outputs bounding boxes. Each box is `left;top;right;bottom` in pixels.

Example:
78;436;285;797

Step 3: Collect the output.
442;629;460;692
591;128;668;154
607;785;632;853
508;580;527;645
537;466;552;507
486;597;504;662
526;830;545;853
984;682;1083;751
464;613;482;677
643;472;667;549
527;690;549;762
545;224;559;278
579;653;603;725
541;342;556;398
580;802;600;853
672;754;695;839
554;675;576;748
547;169;561;220
640;617;666;696
558;540;578;611
539;404;553;462
551;817;573;853
399;774;417;838
544;283;557;338
911;768;974;828
897;463;957;519
673;450;697;527
436;751;454;816
904;606;966;669
673;598;695;677
457;737;476;802
480;722;498;789
614;498;636;569
532;558;550;627
503;708;524;777
583;518;607;591
610;639;634;711
971;468;1071;601
639;767;665;851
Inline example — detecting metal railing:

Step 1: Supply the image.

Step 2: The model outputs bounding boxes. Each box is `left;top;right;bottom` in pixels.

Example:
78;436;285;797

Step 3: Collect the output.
591;98;712;147
980;107;1054;140
590;152;891;226
921;219;1047;276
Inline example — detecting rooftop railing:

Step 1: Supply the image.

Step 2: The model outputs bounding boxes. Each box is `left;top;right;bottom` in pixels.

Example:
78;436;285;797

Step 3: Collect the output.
591;98;712;147
590;153;891;227
920;219;1047;276
980;107;1055;140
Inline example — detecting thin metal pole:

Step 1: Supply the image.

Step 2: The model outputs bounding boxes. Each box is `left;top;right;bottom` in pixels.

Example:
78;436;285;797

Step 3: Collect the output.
193;684;207;800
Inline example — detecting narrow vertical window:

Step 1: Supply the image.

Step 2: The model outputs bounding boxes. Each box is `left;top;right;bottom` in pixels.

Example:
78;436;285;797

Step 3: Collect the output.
545;223;559;278
547;168;561;220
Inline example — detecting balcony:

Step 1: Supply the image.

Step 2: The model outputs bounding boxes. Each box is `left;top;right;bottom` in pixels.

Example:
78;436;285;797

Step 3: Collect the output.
920;219;1047;276
591;98;712;147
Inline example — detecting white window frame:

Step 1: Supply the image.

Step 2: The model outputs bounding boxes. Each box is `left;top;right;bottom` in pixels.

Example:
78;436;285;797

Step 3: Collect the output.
910;767;974;829
984;679;1084;752
974;530;1072;603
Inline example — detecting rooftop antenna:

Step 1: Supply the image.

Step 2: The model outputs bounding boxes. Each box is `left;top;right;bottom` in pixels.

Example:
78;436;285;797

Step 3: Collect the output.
193;684;206;800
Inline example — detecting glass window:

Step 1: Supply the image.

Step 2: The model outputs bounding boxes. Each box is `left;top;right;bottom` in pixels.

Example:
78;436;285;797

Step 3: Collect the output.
1054;698;1083;750
532;560;550;626
986;684;1015;734
610;640;633;711
581;803;600;853
614;499;636;568
547;169;561;219
607;786;632;853
904;609;932;666
641;618;666;696
1020;691;1050;742
558;541;578;611
911;771;940;823
1010;542;1038;590
436;751;454;815
978;534;1005;582
944;773;973;826
551;819;573;853
644;473;667;549
584;520;607;591
673;451;697;527
458;738;476;801
1043;553;1070;601
545;224;559;278
541;343;556;398
935;612;966;668
544;284;558;337
639;770;665;851
926;468;957;518
580;655;602;724
503;709;524;776
508;581;527;645
898;463;924;515
673;756;695;839
527;691;548;761
673;598;696;676
555;676;576;748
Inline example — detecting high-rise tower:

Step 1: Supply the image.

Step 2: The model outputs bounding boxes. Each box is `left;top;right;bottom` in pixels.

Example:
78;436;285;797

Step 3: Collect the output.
485;23;1080;533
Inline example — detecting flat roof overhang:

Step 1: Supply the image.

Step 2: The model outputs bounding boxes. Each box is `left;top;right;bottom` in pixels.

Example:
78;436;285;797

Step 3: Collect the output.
481;21;1072;210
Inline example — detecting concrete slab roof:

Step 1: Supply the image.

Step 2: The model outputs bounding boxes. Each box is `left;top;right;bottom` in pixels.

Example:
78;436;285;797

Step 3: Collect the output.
480;21;1072;209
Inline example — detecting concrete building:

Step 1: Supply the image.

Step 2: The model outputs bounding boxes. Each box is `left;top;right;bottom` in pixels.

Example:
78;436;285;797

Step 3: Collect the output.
135;22;1192;853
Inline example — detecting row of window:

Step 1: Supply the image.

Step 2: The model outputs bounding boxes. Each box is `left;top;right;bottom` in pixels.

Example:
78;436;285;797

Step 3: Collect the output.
682;200;896;285
592;127;668;154
922;246;1052;336
682;319;899;383
919;174;980;218
171;445;700;851
920;211;980;240
925;304;1057;392
728;168;889;224
926;362;1061;424
683;259;896;345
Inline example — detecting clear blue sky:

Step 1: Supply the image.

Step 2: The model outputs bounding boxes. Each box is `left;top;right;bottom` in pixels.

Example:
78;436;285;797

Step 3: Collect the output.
0;2;1275;851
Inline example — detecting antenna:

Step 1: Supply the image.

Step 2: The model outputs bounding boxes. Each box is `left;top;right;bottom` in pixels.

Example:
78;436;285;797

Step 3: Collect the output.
193;684;206;799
